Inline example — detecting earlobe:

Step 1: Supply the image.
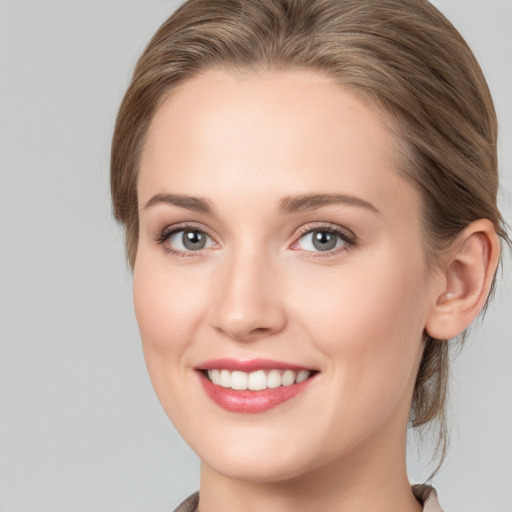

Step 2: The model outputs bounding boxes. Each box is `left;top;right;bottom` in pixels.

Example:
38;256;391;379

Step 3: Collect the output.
425;219;501;340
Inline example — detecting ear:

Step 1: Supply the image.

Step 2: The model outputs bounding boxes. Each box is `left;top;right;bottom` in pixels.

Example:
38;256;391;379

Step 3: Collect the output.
425;219;501;340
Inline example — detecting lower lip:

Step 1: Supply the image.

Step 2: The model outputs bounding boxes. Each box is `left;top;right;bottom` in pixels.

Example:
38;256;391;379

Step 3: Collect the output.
198;372;314;413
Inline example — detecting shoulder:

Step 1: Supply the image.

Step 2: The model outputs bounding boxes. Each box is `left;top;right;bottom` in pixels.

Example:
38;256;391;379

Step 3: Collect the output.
173;491;199;512
412;484;444;512
174;488;443;511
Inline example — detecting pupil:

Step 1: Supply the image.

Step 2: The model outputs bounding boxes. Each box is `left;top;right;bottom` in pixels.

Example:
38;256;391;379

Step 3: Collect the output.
312;230;337;251
183;231;206;250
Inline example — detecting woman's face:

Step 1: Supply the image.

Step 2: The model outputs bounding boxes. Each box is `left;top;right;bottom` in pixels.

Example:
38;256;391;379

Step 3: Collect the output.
134;68;439;483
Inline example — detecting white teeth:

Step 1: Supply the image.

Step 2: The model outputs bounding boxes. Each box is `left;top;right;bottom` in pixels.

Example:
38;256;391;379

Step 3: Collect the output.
281;370;295;386
220;369;231;388
248;370;267;391
267;369;282;389
231;371;248;390
211;369;221;385
296;370;310;383
205;368;312;390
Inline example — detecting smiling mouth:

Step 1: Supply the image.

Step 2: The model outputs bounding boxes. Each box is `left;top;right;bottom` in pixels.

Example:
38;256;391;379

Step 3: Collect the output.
202;368;313;391
197;364;318;413
196;358;318;412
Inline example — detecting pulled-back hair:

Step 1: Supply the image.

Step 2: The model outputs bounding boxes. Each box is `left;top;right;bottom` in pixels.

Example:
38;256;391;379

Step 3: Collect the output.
111;0;509;467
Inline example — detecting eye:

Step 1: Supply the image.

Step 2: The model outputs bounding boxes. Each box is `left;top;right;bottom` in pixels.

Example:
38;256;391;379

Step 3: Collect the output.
165;228;214;253
295;227;354;253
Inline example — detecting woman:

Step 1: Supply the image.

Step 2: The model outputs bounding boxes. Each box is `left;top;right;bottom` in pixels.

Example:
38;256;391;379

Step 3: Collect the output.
110;0;509;510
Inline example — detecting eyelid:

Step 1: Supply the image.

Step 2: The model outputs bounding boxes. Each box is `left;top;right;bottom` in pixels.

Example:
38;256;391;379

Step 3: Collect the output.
155;222;219;256
290;222;357;255
155;221;357;257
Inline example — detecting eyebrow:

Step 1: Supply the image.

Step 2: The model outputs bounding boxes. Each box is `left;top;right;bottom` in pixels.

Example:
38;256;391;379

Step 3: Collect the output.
143;193;216;215
279;193;379;214
143;192;379;216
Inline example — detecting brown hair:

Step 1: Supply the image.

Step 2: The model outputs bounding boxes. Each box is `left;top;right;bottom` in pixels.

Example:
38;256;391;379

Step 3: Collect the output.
111;0;509;467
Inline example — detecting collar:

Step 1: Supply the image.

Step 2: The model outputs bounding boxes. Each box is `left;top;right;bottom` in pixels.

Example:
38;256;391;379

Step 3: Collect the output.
174;485;444;512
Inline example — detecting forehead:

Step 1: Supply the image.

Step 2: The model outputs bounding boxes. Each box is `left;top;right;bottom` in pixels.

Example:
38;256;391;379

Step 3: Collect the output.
138;68;417;218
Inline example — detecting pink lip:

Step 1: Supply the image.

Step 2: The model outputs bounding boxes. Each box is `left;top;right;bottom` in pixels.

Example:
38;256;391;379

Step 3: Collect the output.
197;358;312;372
196;359;317;413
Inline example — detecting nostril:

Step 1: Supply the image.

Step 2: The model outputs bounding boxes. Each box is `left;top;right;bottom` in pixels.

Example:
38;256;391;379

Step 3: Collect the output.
252;327;271;334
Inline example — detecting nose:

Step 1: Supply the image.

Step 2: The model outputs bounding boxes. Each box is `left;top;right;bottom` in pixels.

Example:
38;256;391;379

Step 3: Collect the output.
209;248;287;342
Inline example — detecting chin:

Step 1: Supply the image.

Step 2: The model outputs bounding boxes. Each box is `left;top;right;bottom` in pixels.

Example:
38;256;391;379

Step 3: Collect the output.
203;451;314;484
186;423;333;484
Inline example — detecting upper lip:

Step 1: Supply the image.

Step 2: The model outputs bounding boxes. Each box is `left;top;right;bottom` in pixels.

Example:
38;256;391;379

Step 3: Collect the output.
196;358;316;372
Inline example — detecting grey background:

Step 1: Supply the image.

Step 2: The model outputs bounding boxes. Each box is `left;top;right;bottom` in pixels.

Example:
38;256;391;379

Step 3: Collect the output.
0;1;510;511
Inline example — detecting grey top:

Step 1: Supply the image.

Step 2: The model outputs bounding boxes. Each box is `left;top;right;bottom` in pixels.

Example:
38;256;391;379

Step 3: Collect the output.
173;485;443;511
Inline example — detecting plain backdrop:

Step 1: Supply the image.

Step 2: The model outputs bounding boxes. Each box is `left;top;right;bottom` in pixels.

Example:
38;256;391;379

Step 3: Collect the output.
0;1;511;511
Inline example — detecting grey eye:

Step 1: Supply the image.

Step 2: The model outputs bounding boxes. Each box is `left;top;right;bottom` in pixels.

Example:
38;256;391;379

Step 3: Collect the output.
297;229;345;252
313;230;338;251
168;230;213;251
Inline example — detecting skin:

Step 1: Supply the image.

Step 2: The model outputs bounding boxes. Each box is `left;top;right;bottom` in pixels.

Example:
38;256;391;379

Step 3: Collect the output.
133;68;498;511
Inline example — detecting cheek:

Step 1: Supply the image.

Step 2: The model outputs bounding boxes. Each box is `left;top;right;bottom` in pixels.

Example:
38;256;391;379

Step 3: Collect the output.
291;252;427;344
290;254;428;416
132;253;209;402
132;255;217;437
133;256;206;349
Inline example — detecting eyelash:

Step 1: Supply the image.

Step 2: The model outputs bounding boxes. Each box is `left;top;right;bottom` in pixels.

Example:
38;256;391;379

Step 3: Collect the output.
156;222;214;258
155;222;357;258
292;223;357;258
